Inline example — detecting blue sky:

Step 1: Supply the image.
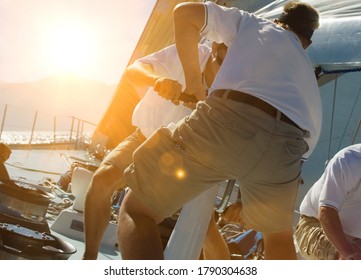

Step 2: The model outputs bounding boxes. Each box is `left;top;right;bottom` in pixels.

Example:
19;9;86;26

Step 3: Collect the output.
0;0;156;84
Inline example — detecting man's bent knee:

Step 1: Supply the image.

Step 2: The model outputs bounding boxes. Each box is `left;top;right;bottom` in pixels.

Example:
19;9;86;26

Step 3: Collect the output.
90;164;126;195
119;190;164;224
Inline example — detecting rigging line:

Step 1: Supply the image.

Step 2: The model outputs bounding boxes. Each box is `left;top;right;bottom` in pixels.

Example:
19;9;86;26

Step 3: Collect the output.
327;76;338;164
351;119;361;144
338;77;361;150
4;162;62;176
60;152;73;168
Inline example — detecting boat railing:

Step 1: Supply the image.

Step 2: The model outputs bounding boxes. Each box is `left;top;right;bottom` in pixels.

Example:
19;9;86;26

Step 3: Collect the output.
0;103;96;150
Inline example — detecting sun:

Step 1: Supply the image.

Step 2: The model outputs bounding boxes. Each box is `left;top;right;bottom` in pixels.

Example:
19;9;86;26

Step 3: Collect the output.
47;22;94;74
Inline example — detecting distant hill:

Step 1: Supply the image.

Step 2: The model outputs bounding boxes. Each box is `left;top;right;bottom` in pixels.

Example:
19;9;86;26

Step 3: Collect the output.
0;73;116;131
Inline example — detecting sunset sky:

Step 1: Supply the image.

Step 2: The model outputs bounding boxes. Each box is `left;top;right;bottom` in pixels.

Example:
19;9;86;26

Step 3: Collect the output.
0;0;156;85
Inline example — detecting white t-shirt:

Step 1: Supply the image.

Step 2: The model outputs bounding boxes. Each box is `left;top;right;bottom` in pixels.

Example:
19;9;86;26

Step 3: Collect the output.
132;44;211;138
200;1;322;159
300;144;361;238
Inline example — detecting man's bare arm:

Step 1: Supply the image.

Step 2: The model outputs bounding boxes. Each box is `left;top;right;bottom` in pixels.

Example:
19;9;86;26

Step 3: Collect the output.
173;3;206;101
319;206;361;259
125;62;182;102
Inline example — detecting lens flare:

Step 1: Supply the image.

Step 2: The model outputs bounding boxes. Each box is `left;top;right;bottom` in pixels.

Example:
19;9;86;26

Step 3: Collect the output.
175;169;186;179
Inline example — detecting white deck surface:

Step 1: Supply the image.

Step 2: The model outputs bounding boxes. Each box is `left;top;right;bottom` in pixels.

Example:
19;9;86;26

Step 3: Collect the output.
6;149;95;182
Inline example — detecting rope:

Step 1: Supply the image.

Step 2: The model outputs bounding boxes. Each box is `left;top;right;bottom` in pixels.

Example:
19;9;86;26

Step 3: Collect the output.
60;152;73;168
337;82;361;150
351;119;361;144
327;77;338;164
4;162;62;175
321;67;361;164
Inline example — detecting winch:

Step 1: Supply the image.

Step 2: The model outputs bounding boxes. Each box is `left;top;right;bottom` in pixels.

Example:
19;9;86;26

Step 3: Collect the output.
0;223;76;260
0;179;76;259
0;179;50;232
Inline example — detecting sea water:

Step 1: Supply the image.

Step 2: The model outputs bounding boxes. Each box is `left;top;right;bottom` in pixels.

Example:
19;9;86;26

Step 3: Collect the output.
0;131;92;145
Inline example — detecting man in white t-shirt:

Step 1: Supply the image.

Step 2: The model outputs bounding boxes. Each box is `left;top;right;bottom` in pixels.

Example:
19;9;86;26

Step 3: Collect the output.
117;1;321;260
82;42;227;259
295;143;361;260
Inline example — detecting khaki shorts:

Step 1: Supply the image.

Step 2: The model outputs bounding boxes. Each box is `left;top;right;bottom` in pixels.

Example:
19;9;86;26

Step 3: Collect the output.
124;96;308;233
102;129;145;171
295;215;339;259
295;215;361;260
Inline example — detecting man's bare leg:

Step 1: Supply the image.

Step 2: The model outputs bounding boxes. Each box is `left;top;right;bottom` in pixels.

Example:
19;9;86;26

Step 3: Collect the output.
118;190;164;259
83;164;125;259
263;228;297;260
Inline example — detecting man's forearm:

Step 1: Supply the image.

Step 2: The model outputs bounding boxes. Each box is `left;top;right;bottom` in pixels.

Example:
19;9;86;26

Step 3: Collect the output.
173;3;205;97
124;62;159;88
319;206;355;258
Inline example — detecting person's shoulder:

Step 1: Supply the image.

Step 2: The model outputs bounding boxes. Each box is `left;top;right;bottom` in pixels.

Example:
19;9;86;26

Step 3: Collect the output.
337;144;361;158
163;44;176;50
328;144;361;171
142;44;178;60
348;143;361;152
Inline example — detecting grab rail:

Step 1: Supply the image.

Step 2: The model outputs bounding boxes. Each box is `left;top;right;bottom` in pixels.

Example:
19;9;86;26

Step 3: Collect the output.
0;104;96;149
